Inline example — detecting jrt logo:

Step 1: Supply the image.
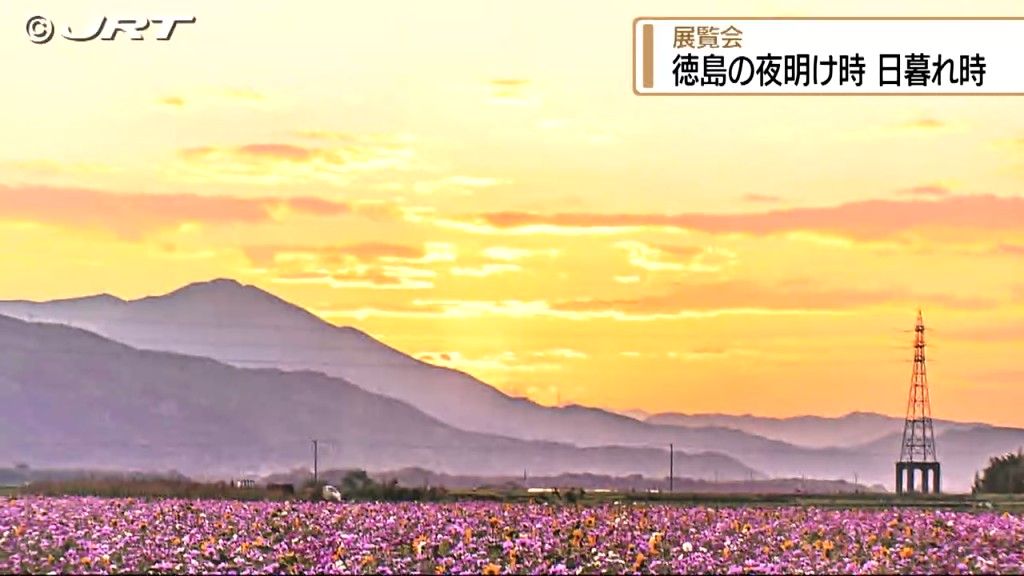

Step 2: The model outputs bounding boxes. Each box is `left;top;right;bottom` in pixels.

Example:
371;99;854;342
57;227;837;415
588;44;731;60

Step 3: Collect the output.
26;16;196;44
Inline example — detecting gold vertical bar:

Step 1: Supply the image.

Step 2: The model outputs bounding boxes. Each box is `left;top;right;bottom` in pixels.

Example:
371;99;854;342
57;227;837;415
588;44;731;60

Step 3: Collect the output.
642;24;654;88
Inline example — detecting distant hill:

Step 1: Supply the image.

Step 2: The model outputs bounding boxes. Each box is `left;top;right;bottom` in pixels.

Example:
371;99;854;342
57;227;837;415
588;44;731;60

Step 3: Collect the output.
849;426;1024;491
0;465;187;487
0;314;755;480
616;409;653;422
645;412;990;449
0;280;857;475
3;279;1023;492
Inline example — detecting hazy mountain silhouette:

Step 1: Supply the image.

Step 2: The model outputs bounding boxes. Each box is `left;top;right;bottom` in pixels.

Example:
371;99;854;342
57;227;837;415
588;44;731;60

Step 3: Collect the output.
0;314;756;480
645;412;991;449
0;281;826;466
616;409;653;422
2;279;1022;491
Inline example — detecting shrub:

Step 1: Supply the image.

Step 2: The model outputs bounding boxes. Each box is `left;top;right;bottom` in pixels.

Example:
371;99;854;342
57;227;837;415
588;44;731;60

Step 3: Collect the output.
973;449;1024;494
25;479;285;501
308;470;448;502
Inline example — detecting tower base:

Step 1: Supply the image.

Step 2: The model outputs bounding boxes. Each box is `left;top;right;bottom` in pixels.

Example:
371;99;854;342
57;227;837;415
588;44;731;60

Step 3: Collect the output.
895;461;941;495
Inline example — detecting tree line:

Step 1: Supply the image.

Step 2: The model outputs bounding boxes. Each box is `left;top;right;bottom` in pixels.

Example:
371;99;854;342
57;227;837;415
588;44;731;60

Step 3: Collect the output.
973;449;1024;494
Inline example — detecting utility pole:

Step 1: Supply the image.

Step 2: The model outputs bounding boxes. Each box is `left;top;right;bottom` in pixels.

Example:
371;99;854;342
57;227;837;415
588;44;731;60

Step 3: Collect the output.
669;444;674;492
312;440;319;485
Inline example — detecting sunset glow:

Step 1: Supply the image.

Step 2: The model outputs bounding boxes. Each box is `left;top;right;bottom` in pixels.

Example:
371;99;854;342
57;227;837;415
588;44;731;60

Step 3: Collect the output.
3;0;1024;426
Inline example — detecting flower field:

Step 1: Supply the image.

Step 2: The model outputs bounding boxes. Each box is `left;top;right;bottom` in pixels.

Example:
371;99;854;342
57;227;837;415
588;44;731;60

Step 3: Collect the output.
2;497;1022;574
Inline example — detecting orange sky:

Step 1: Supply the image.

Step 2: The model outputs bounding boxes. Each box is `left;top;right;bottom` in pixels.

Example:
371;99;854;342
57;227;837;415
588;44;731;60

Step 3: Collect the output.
2;0;1023;426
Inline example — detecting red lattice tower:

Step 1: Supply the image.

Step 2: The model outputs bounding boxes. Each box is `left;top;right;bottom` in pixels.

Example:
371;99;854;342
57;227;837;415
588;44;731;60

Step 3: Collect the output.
899;310;938;463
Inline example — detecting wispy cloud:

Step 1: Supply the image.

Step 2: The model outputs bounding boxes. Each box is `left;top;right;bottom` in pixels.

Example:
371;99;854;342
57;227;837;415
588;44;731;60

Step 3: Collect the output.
995;243;1024;256
845;116;958;140
0;184;351;238
413;175;509;196
247;242;454;290
157;96;186;108
449;263;522;277
172;139;416;186
1;159;121;178
615;241;735;274
312;276;992;322
481;246;560;261
742;193;783;204
316;298;846;322
490;78;529;94
413;349;567;383
447;195;1024;241
272;267;436;290
551;280;991;316
223;87;265;102
903;117;945;130
948;321;1024;343
243;242;427;266
155;87;270;111
896;185;951;198
488;78;535;106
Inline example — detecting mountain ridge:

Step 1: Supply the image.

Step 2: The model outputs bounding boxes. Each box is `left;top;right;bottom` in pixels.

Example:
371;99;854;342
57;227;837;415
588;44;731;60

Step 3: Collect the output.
0;313;757;480
3;278;1022;492
645;411;994;449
